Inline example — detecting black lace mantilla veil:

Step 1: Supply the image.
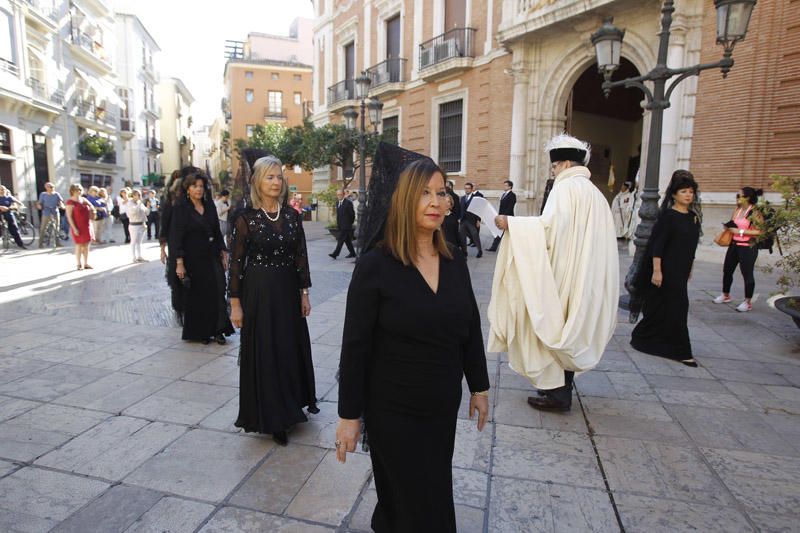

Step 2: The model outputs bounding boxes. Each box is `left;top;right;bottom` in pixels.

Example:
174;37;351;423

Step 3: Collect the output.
358;142;433;253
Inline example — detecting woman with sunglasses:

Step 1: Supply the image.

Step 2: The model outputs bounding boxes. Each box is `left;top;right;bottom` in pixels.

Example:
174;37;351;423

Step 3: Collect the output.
713;187;763;312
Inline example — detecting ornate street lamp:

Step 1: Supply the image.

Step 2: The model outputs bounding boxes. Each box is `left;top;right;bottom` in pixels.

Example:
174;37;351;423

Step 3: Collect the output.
344;72;382;255
592;0;757;320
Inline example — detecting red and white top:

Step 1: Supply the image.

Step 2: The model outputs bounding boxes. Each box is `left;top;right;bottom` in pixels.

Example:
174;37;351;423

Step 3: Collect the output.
732;206;753;247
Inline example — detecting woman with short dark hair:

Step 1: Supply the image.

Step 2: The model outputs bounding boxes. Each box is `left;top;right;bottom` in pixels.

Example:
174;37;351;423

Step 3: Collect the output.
228;156;317;446
713;187;763;312
65;183;95;270
631;170;702;366
169;168;234;344
335;158;490;531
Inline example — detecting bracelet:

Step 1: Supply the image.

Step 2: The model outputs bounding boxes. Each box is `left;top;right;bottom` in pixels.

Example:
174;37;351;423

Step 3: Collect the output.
471;390;489;398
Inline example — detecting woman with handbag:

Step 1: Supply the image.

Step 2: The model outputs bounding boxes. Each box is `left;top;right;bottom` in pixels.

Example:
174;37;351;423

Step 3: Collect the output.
712;187;763;312
169;168;234;345
228;156;318;446
631;170;702;367
335;159;490;531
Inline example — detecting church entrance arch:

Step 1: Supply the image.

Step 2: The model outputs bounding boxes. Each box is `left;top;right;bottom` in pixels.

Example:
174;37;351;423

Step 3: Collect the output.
565;58;644;203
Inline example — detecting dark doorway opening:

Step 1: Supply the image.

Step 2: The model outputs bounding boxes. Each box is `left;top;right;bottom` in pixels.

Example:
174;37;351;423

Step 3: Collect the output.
566;58;644;202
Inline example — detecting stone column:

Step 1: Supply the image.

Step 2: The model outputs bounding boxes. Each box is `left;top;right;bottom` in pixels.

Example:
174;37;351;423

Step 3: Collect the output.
508;53;530;194
659;14;689;193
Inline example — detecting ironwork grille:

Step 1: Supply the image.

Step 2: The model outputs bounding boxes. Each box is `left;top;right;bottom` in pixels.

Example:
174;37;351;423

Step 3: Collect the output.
0;127;10;154
382;116;399;145
438;99;463;172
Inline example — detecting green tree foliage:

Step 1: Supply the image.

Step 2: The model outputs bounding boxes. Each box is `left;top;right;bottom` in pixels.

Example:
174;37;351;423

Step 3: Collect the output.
759;175;800;292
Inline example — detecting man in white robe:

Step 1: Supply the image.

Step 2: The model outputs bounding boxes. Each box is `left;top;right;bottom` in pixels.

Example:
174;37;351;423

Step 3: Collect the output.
612;181;635;239
490;134;619;411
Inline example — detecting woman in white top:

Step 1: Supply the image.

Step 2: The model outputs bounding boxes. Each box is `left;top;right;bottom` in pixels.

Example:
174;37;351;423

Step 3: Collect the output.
126;189;149;263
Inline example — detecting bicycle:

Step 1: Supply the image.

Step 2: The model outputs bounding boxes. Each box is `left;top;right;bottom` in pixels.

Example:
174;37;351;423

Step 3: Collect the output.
15;210;36;247
41;214;60;249
0;216;9;251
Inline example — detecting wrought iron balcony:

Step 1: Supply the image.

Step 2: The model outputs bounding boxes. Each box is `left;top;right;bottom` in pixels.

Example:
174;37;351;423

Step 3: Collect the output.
0;58;19;76
78;151;116;165
24;0;58;22
148;137;163;153
419;28;476;80
70;28;111;66
26;78;46;99
76;99;117;126
120;118;135;133
327;79;355;106
366;57;407;97
264;107;288;120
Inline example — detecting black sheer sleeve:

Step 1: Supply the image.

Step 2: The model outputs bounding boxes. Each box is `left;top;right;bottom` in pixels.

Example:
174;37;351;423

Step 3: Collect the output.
459;257;491;393
228;214;249;298
168;204;187;259
209;201;227;253
294;212;311;289
650;212;672;259
338;252;381;419
159;201;172;245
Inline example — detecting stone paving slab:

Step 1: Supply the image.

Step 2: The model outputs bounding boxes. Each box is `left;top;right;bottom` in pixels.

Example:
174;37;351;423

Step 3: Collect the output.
0;225;799;531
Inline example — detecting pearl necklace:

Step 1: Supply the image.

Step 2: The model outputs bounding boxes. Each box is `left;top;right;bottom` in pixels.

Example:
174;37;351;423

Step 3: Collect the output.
262;206;280;222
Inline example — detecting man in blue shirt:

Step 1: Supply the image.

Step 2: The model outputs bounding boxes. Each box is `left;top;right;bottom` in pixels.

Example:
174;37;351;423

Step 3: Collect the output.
1;185;26;248
37;182;64;248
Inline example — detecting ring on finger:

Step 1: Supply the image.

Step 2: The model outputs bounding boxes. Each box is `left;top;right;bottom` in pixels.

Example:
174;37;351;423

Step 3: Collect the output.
334;440;342;449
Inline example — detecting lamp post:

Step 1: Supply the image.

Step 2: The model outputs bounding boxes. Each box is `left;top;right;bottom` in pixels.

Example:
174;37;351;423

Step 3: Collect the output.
591;0;757;321
344;71;384;253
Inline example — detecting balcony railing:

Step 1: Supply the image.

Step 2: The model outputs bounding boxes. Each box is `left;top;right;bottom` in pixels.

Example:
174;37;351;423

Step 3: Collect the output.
419;27;476;69
50;89;65;106
75;99;118;126
0;58;19;76
120;118;135;133
366;57;406;88
264;106;288;120
148;138;163;153
26;78;46;99
327;79;355;106
70;28;110;64
25;0;58;21
78;151;116;164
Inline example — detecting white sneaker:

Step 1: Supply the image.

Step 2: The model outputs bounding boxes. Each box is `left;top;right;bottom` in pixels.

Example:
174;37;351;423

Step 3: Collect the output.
713;294;732;304
736;301;752;312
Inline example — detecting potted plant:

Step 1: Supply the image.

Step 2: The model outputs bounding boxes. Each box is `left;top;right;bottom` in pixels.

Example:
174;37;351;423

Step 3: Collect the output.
316;184;340;238
79;134;113;160
761;175;800;328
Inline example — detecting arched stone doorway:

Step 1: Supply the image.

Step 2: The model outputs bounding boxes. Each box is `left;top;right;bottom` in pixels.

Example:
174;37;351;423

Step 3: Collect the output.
565;58;644;203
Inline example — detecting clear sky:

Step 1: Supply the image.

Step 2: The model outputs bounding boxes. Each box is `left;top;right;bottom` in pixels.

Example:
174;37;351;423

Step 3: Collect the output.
115;0;314;127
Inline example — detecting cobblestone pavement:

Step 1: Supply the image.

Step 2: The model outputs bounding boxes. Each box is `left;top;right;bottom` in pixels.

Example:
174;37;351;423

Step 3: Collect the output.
1;222;799;532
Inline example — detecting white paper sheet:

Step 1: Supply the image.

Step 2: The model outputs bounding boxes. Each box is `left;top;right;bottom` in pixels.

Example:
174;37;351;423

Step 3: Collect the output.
466;196;503;238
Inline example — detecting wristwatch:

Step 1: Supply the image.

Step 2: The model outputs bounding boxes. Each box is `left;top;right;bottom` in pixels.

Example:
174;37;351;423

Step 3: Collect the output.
301;288;309;295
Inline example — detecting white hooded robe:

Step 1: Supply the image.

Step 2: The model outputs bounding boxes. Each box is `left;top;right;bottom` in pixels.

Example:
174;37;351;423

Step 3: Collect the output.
488;166;619;389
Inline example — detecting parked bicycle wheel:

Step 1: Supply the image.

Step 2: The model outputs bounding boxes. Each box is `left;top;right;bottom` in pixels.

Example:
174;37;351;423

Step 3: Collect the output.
18;220;36;246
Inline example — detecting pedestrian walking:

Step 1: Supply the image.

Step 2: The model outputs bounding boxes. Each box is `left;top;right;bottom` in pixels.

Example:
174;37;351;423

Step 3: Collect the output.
229;156;318;446
0;186;27;249
446;179;461;220
145;190;161;240
612;181;636;239
487;179;516;252
491;133;619;412
329;189;356;259
86;186;109;244
126;189;148;263
115;188;131;243
213;189;230;239
713;187;763;312
442;194;463;250
335;158;490;532
98;188;112;243
459;182;483;257
65;183;95;270
36;182;64;248
160;170;186;323
169;168;234;344
630;170;702;367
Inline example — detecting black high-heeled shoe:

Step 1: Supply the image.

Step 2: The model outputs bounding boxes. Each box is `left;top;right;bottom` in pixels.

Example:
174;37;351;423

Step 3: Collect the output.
307;404;320;415
680;359;698;368
215;334;226;345
272;430;288;446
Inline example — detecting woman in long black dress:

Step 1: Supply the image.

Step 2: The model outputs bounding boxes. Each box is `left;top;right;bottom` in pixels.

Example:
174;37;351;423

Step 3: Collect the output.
335;159;490;532
631;170;701;366
170;169;234;344
159;169;185;323
228;156;318;446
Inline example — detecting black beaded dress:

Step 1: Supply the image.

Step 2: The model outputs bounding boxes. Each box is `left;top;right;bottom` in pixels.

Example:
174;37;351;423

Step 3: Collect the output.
229;207;317;434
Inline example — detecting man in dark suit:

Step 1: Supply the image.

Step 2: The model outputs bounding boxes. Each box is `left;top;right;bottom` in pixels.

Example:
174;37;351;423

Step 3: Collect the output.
487;180;517;252
459;182;484;258
330;189;356;259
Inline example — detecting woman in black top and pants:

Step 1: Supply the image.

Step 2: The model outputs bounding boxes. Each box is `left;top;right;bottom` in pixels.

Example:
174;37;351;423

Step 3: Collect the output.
170;169;234;344
335;159;490;532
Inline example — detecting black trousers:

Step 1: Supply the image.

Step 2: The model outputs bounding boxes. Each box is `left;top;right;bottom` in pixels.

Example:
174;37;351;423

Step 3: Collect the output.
2;213;24;247
489;233;504;250
147;212;160;239
548;371;574;406
459;221;481;254
723;244;758;298
332;227;355;257
120;214;130;243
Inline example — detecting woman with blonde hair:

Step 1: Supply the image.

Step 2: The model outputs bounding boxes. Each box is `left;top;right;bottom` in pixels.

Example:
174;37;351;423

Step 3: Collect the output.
229;156;317;446
170;168;234;344
65;183;95;270
335;158;490;531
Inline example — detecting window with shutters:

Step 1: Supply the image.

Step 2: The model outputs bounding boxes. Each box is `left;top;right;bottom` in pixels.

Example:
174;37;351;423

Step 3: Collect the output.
382;116;399;145
438;99;463;172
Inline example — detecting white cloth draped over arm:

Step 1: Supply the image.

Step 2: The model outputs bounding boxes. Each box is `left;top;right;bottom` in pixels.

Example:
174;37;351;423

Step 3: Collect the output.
487;168;619;389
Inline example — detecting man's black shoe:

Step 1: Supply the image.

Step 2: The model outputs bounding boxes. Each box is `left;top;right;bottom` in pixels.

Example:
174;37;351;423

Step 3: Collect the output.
345;253;356;258
469;242;476;247
476;252;482;258
328;253;337;259
487;247;497;252
527;395;570;412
